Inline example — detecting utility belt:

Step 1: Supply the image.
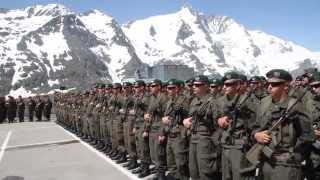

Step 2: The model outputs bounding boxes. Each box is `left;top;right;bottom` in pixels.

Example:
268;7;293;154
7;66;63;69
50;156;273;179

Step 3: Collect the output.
267;152;301;166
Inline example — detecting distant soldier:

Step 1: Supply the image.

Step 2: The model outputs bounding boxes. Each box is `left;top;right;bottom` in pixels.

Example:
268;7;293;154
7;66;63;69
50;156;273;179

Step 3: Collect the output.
6;96;17;123
0;96;6;123
17;95;25;122
252;69;315;180
304;72;320;180
27;97;36;122
35;96;44;121
43;96;53;121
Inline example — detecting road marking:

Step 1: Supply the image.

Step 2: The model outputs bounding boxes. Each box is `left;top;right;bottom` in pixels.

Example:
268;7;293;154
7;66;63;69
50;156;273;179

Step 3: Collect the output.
6;139;79;151
0;131;12;163
58;125;142;180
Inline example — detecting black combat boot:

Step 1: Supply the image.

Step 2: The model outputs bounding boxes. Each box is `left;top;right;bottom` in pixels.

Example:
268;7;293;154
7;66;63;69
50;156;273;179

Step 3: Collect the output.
127;159;139;170
116;153;127;164
138;164;151;178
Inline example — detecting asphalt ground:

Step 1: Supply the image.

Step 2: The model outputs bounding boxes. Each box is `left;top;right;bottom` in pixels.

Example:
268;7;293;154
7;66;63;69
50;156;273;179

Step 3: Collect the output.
0;118;149;180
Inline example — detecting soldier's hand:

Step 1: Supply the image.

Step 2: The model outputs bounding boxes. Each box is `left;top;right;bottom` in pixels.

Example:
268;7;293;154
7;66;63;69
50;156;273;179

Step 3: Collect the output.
254;131;271;144
162;116;171;125
132;128;136;134
183;117;192;129
129;109;135;115
158;135;165;143
119;108;124;113
218;116;230;129
142;132;149;138
144;113;151;121
314;129;320;138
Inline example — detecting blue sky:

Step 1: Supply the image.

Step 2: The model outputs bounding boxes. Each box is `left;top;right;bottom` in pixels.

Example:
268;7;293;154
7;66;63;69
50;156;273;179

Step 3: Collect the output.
2;0;320;51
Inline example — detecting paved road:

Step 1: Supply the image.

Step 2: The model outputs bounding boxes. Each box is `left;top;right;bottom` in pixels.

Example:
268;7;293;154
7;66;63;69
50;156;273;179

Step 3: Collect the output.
0;118;145;180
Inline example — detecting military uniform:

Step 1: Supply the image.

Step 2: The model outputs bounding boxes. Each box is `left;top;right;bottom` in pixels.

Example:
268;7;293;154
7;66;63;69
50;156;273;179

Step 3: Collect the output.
0;97;6;123
17;97;25;122
186;75;221;180
6;96;17;123
251;69;315;180
27;98;36;122
43;97;53;121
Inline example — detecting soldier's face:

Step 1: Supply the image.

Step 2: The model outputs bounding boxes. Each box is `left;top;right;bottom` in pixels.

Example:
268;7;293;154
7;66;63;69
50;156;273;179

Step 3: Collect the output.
267;82;287;99
150;84;161;94
311;84;320;96
223;81;240;96
209;85;220;94
193;82;208;95
167;86;178;96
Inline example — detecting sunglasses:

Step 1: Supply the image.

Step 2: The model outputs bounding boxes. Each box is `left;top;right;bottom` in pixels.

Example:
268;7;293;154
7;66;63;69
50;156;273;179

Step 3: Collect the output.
193;83;205;87
210;85;218;88
167;86;177;90
134;86;141;88
311;84;320;89
268;82;285;87
224;82;237;87
150;84;159;88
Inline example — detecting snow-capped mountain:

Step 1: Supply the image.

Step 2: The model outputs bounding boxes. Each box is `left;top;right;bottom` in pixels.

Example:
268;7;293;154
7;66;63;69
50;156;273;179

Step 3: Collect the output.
0;4;319;96
123;5;319;76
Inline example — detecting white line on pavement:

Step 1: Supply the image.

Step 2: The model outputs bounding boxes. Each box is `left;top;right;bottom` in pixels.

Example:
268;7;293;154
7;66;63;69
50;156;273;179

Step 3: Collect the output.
0;131;12;164
58;125;142;180
6;139;79;151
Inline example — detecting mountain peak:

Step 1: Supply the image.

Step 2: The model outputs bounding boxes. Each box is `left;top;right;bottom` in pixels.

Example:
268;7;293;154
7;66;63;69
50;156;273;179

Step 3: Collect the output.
178;4;198;17
25;3;72;17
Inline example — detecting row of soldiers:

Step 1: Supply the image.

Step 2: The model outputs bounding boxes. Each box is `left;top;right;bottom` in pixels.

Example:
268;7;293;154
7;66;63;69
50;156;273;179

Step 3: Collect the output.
55;68;320;180
0;95;53;123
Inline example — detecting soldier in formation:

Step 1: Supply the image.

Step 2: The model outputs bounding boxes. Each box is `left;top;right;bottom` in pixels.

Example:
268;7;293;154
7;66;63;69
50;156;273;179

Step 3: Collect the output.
55;68;319;180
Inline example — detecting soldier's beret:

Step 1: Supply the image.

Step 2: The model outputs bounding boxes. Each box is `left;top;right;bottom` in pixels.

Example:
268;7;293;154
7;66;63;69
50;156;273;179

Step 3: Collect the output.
303;68;318;78
210;78;222;86
167;79;180;87
249;76;262;83
150;79;162;86
193;75;209;84
295;76;303;81
177;80;185;87
310;72;320;86
266;69;292;82
134;80;146;87
99;83;106;88
185;78;194;85
162;81;168;87
105;84;113;88
122;82;132;87
221;71;241;83
113;83;122;88
239;74;248;82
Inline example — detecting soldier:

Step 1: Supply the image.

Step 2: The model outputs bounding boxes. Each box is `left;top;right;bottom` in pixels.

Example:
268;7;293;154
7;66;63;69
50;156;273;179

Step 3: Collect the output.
160;79;190;180
27;97;36;122
35;96;44;121
108;83;123;159
43;96;53;121
0;96;6;123
6;96;17;123
209;78;223;99
249;76;268;101
16;95;25;122
216;72;258;180
304;72;320;180
129;81;152;177
183;75;221;180
115;82;134;164
143;79;168;180
252;69;315;180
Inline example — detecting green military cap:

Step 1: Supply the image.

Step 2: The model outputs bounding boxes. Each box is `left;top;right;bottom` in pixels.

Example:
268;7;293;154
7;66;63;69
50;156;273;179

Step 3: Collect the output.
310;72;320;86
105;83;113;88
167;79;180;87
210;78;222;86
178;80;185;87
295;75;303;81
303;68;318;77
185;78;194;84
150;79;162;86
162;81;168;87
99;83;106;88
122;82;132;87
193;75;209;84
221;71;241;83
134;80;146;87
113;83;122;89
249;76;262;83
266;69;292;82
239;74;248;82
